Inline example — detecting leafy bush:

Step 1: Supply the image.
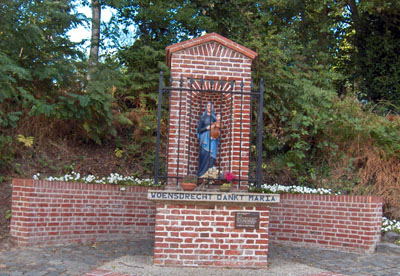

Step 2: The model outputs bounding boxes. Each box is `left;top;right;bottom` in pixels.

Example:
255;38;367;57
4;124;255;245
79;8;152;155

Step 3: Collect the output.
248;31;400;219
0;135;14;178
262;91;400;218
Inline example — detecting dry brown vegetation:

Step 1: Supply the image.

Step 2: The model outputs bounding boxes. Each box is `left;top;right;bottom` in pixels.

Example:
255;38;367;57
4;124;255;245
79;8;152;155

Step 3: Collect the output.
359;149;400;216
2;113;154;181
321;99;400;219
327;143;400;217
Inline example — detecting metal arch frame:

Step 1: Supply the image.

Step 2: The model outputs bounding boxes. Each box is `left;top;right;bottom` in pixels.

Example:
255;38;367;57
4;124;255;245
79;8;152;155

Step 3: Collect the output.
155;72;264;189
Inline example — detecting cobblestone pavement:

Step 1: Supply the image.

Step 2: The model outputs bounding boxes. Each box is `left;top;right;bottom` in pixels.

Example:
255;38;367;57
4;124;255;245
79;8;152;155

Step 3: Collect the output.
269;243;400;276
85;270;346;276
0;240;152;276
0;240;398;276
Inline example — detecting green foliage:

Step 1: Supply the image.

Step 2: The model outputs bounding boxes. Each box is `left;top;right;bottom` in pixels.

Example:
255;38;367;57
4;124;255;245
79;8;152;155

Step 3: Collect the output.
0;0;123;146
0;50;28;128
329;96;400;157
353;10;400;107
0;0;84;128
80;82;115;144
0;135;14;174
112;0;211;46
117;42;168;106
17;134;34;148
4;209;12;220
333;1;400;110
1;0;400;218
0;0;84;90
240;21;338;183
117;108;159;174
110;0;208;110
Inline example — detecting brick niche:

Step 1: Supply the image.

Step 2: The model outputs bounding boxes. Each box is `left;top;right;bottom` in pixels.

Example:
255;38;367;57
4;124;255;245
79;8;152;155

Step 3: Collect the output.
165;33;257;190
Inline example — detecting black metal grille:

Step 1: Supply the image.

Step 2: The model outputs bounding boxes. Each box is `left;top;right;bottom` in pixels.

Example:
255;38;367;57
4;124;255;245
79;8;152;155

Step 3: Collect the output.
155;72;264;189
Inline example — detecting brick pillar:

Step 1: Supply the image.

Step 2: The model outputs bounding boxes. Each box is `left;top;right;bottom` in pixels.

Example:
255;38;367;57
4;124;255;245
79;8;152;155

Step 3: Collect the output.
153;202;270;268
166;33;257;189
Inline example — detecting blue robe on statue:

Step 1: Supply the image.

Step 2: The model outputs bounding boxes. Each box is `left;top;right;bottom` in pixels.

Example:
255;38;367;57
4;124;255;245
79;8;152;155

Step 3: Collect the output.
197;105;219;177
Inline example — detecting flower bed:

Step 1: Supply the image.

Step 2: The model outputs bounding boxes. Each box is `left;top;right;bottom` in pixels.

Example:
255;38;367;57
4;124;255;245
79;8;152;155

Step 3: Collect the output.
249;183;339;195
382;217;400;233
33;171;160;187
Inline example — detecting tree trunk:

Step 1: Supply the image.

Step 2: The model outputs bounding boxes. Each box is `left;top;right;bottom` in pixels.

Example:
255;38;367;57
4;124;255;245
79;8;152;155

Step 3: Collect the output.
87;0;101;82
348;0;359;24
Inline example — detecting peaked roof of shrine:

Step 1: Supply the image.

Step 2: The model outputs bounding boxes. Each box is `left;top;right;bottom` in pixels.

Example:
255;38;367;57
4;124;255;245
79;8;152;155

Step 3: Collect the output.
166;33;258;66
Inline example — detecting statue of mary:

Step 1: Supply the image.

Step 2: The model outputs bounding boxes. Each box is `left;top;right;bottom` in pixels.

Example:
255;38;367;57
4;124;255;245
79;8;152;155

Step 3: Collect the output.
197;102;220;177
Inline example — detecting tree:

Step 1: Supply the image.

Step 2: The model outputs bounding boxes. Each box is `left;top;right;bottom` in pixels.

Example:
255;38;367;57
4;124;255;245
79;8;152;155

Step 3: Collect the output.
0;0;84;120
88;0;101;81
109;0;213;104
335;0;400;111
352;10;400;108
0;0;117;145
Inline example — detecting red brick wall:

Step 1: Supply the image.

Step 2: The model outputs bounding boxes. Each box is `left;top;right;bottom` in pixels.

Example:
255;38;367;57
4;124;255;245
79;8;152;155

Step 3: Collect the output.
11;179;157;246
11;179;382;253
269;194;383;253
153;203;270;268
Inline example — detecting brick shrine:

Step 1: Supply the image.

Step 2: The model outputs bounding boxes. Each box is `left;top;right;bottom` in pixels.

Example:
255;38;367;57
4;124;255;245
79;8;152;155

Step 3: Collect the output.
165;33;257;191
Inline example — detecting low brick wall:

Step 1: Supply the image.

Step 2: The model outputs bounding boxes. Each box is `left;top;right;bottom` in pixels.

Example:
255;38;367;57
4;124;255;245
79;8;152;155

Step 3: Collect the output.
11;179;383;254
11;179;157;246
154;203;269;268
269;194;383;253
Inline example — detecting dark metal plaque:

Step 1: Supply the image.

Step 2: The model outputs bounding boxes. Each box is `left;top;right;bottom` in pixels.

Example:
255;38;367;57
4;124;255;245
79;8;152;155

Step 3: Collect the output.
235;212;260;229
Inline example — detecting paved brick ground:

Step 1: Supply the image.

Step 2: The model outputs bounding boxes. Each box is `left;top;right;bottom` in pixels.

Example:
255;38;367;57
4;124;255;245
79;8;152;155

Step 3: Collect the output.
0;240;399;276
85;270;133;276
305;274;346;276
85;270;347;276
